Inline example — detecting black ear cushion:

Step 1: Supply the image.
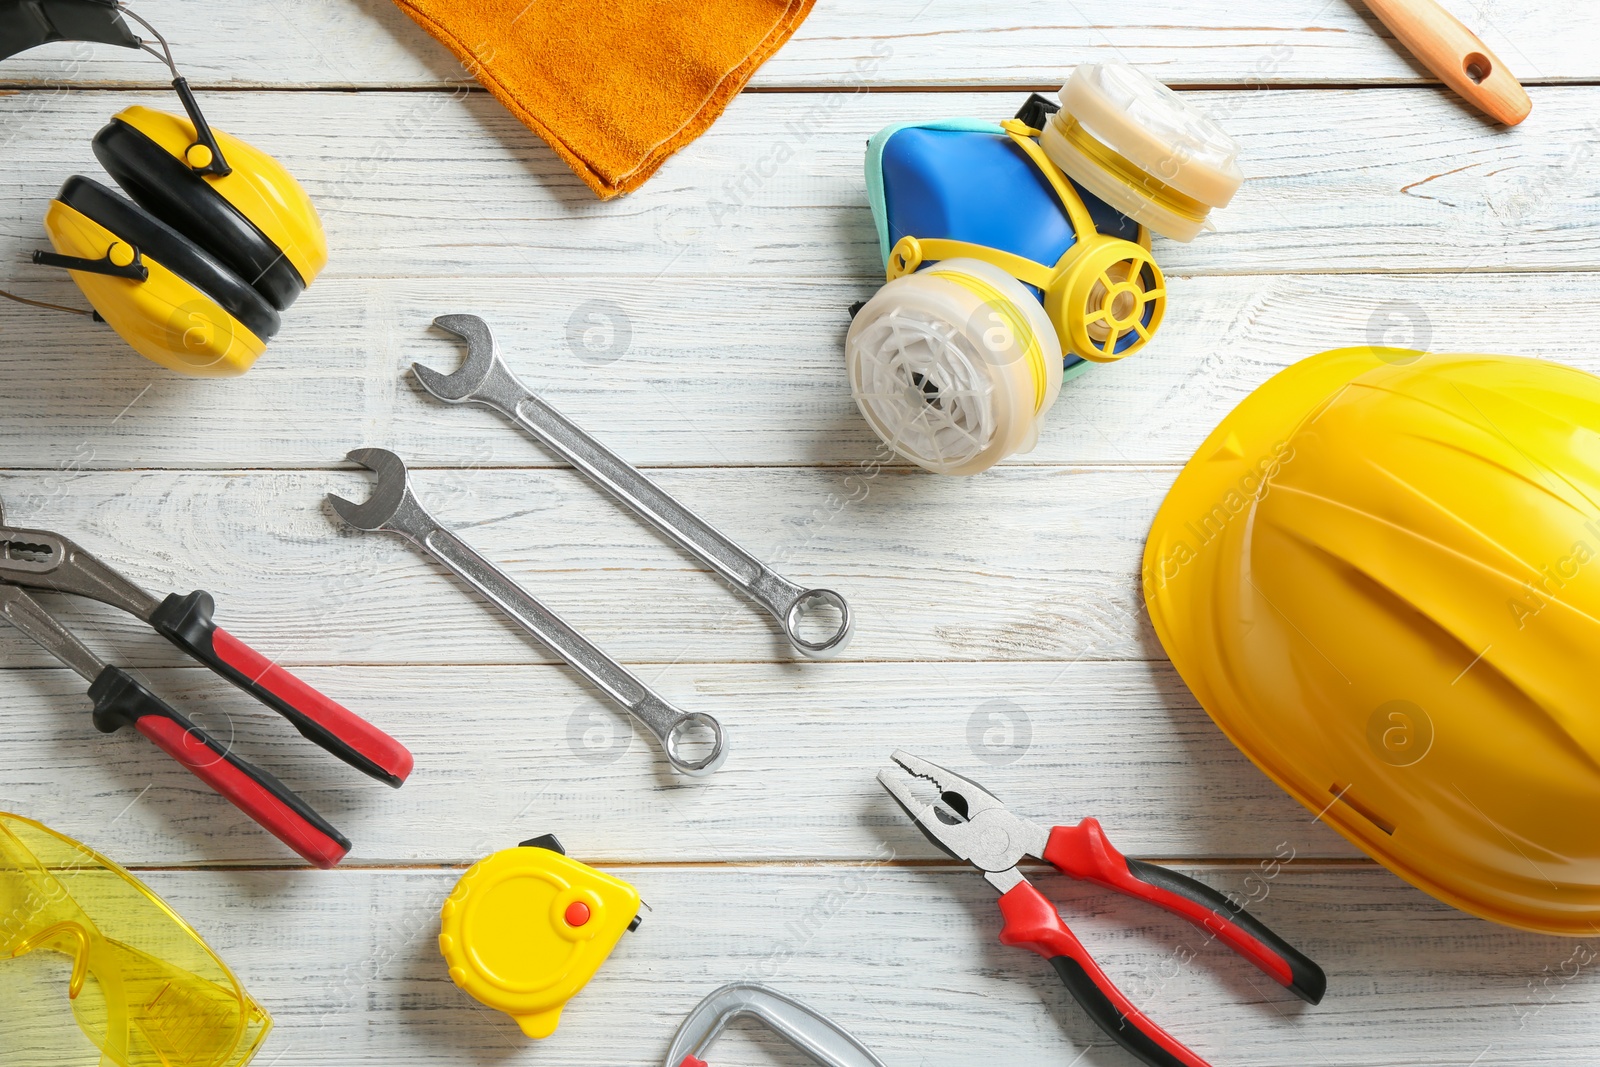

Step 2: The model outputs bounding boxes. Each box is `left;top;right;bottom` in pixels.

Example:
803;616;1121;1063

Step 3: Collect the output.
92;117;306;311
57;176;281;342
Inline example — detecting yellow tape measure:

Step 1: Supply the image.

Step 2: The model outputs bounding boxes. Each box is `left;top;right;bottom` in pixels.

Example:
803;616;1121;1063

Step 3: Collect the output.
439;835;641;1038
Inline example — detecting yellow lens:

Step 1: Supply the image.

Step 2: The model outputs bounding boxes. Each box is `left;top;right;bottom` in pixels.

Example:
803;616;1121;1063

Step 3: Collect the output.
0;814;270;1067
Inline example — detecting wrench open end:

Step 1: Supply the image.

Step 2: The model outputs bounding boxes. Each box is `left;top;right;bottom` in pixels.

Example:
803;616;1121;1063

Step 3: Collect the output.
329;448;412;531
413;314;500;403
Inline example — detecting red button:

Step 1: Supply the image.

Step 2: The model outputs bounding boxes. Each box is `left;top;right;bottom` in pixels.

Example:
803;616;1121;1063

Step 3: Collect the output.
564;901;591;927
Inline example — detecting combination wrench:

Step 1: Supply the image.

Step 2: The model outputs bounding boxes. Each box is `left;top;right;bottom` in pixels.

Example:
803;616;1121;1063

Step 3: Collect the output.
411;314;854;659
328;448;726;777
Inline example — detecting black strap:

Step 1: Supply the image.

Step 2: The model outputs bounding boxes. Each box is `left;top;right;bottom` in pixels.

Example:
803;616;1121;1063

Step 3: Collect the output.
33;246;147;280
0;0;139;63
1013;92;1061;130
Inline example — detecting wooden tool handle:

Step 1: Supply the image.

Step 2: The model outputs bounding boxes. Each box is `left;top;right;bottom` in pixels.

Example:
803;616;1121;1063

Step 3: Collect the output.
1363;0;1531;125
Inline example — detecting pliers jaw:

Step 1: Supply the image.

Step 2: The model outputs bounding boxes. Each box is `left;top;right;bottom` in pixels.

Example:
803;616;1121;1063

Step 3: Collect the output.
0;510;160;619
877;750;1046;893
0;523;72;579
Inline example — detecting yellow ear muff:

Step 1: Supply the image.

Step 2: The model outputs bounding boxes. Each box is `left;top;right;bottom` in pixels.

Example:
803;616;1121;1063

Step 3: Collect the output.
111;106;328;290
43;200;265;377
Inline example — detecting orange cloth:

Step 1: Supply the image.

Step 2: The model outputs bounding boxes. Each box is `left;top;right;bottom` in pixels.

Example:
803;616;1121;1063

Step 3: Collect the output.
391;0;816;199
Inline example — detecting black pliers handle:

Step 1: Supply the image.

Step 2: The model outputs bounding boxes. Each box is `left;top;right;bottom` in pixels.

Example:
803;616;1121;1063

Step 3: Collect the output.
90;665;350;868
995;818;1323;1067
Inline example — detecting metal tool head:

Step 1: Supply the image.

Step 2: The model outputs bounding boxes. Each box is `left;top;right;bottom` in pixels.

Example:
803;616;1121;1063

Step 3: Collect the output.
0;502;160;619
664;983;888;1067
877;750;1033;873
0;523;70;579
412;314;501;403
0;499;75;588
328;448;415;531
0;495;64;559
0;581;105;683
0;493;47;548
784;589;855;660
659;709;729;778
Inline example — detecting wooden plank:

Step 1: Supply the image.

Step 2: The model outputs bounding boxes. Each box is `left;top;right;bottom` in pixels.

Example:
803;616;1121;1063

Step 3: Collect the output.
0;464;1172;668
0;660;1366;865
0;0;1582;89
2;88;1597;289
0;270;1597;470
4;864;1589;1066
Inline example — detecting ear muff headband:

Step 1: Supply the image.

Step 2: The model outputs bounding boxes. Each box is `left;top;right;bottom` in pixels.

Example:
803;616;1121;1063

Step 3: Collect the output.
0;0;140;63
55;176;280;342
102;106;327;300
93;116;307;310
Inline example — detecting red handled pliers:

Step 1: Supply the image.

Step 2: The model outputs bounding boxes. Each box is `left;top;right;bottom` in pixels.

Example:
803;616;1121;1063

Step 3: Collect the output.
0;500;414;867
879;751;1325;1067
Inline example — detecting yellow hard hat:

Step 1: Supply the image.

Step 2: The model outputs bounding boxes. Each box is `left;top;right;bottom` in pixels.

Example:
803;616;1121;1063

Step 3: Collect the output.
1144;346;1600;934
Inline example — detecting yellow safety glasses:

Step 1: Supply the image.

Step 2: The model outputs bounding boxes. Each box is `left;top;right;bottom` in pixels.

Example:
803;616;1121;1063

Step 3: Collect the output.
0;813;269;1067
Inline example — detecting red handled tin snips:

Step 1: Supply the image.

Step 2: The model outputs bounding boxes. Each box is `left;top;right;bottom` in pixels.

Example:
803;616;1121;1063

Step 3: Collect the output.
0;497;414;867
878;750;1325;1067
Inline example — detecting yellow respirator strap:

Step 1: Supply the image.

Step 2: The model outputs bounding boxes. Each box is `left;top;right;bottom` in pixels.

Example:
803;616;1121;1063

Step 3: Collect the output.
1030;114;1209;225
927;268;1049;413
893;122;1103;293
906;237;1057;291
1000;119;1105;239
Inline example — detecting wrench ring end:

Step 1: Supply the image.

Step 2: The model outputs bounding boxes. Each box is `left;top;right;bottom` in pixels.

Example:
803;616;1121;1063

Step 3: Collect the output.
784;589;853;659
664;711;727;777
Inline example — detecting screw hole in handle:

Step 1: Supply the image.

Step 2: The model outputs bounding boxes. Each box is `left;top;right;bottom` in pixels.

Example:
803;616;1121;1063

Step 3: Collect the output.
1464;52;1491;84
665;712;728;777
783;589;854;659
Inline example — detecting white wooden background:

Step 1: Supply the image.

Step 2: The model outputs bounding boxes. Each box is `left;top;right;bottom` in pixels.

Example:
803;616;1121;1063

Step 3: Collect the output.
1;2;1597;1064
